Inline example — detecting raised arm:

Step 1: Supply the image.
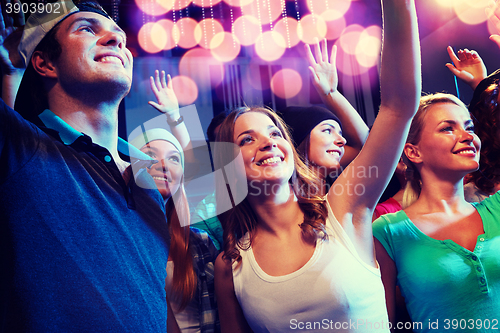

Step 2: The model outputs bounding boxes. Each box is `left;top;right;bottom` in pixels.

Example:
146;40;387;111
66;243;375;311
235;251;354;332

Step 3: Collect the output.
445;46;487;90
327;0;421;264
305;38;369;168
0;0;25;108
149;70;195;162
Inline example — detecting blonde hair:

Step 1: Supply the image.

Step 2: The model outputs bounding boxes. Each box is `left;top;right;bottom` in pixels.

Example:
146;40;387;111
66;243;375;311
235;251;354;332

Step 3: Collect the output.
402;93;468;208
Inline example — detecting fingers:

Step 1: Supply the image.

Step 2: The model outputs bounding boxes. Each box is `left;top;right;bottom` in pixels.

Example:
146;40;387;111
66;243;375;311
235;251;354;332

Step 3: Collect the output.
445;63;460;75
155;69;161;89
304;43;316;67
167;74;173;89
447;46;459;64
148;101;162;112
160;70;167;88
150;76;159;94
313;38;322;64
307;66;320;85
321;38;328;62
330;44;337;66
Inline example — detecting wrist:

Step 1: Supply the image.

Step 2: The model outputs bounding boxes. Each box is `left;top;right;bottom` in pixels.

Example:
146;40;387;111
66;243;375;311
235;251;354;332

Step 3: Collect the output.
167;115;184;127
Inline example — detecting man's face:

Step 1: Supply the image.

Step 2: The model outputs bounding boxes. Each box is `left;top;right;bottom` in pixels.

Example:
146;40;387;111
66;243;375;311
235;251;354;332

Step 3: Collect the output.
52;11;133;96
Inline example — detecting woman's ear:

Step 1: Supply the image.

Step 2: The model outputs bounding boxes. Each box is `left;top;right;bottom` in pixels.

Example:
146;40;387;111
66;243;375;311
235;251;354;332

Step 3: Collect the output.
404;143;422;164
32;51;57;79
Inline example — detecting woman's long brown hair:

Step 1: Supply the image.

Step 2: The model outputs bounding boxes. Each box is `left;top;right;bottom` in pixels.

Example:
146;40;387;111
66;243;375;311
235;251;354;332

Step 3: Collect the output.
214;106;329;265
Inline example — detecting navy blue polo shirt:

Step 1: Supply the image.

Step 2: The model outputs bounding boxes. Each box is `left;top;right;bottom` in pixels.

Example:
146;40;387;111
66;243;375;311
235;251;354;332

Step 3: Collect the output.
0;102;169;332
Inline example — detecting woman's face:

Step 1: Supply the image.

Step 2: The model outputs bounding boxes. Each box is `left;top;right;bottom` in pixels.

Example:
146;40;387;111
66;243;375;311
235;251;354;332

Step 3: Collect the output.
233;112;294;186
141;140;183;200
307;119;346;177
410;103;481;176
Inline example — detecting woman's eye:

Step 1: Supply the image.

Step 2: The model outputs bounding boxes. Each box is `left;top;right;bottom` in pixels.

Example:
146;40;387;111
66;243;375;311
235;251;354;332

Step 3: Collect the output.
146;152;156;158
440;126;453;132
239;136;253;146
169;156;180;163
271;130;282;138
466;126;475;132
323;128;331;134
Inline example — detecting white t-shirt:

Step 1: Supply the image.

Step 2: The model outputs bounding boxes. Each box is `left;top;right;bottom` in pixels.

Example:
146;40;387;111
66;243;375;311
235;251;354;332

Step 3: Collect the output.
233;201;390;333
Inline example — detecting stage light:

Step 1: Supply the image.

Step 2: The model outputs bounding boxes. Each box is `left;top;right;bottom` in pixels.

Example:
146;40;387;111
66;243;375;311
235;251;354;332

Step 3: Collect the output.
254;31;286;62
233;15;261;46
223;0;253;7
172;75;199;105
240;0;284;25
355;26;381;68
173;0;192;10
192;0;222;7
179;48;225;89
454;0;488;25
173;17;199;49
138;22;166;53
339;24;363;55
322;14;346;40
271;68;302;99
274;17;300;48
156;19;177;50
135;0;173;16
210;32;241;62
307;0;351;19
195;18;225;49
297;14;327;44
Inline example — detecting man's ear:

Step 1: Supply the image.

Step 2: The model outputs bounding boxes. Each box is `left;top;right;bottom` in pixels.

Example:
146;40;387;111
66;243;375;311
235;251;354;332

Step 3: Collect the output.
404;143;422;164
32;51;57;79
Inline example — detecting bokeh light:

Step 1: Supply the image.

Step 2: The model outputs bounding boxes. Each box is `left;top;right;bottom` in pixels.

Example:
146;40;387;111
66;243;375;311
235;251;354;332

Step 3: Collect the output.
355;26;381;68
454;0;488;25
210;32;241;62
240;0;284;25
223;0;253;6
195;18;225;49
138;22;165;53
339;24;363;54
135;0;173;16
173;17;198;49
233;15;261;46
156;19;177;50
270;69;302;99
335;39;370;76
173;0;192;10
297;14;327;44
322;14;346;40
436;0;453;7
274;17;300;48
192;0;221;6
307;0;351;19
254;31;286;62
179;48;225;89
171;75;198;105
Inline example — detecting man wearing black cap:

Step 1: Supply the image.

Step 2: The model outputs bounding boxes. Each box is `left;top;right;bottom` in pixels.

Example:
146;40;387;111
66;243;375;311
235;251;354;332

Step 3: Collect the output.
0;1;170;331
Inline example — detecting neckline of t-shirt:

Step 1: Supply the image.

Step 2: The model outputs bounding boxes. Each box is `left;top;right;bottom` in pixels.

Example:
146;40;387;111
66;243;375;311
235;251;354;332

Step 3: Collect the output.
246;238;323;283
400;210;487;253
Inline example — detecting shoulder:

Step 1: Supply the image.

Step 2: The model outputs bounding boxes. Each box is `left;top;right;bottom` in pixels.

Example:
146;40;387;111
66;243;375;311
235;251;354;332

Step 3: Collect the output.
372;210;409;238
475;190;500;221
